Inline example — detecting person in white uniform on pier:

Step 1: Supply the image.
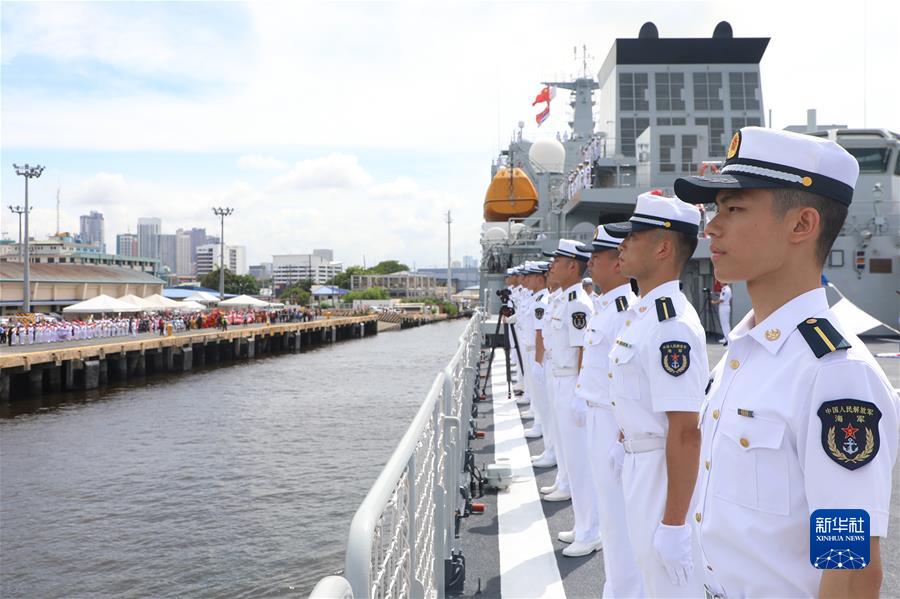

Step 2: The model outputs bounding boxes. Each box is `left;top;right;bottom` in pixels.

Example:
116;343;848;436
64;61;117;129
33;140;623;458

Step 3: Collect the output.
575;225;644;597
606;191;708;597
711;283;732;344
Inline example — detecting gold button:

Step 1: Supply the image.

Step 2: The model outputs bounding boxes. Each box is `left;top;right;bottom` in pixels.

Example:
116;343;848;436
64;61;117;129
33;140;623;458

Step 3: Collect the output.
695;512;702;523
712;409;720;420
608;373;613;379
625;320;631;326
705;460;710;470
740;438;749;448
576;384;581;388
729;359;740;370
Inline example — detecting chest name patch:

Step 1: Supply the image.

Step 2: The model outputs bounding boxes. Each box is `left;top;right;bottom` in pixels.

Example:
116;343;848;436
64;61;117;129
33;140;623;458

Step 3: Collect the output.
817;399;881;470
659;341;691;377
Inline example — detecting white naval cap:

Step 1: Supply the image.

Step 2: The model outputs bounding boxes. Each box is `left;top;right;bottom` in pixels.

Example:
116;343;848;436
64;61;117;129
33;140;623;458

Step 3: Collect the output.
606;190;701;238
576;223;624;253
582;277;593;284
674;127;860;206
542;238;591;262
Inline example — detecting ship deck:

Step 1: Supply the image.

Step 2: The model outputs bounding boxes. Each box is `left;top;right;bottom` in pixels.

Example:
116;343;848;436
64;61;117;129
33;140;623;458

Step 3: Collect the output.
454;338;900;598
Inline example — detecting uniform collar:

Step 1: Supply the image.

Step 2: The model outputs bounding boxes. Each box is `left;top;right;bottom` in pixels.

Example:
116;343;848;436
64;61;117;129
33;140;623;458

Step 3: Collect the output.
563;281;582;296
733;287;829;355
598;282;635;311
632;279;682;319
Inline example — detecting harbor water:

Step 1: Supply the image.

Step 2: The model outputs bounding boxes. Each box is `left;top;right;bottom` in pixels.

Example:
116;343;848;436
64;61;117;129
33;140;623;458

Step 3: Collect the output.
0;319;469;598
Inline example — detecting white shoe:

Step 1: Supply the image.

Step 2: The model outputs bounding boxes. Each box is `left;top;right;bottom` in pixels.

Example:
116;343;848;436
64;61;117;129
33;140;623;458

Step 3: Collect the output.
543;489;571;502
516;397;530;406
523;427;543;439
539;484;557;495
532;456;557;468
521;408;533;418
720;338;728;345
562;538;602;557
557;530;575;543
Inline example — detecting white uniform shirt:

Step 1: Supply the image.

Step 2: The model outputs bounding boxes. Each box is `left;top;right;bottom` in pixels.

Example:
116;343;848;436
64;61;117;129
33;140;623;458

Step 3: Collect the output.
718;284;732;306
547;282;594;373
695;287;898;597
609;280;709;438
576;283;637;407
541;288;564;365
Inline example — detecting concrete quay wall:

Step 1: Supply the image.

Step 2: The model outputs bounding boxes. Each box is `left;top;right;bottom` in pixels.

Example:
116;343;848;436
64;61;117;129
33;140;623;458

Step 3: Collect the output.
0;316;378;401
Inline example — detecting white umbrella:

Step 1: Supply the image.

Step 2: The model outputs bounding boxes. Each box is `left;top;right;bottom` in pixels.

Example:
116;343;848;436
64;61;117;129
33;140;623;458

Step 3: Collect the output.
184;291;220;304
63;294;141;314
218;294;269;308
176;300;206;311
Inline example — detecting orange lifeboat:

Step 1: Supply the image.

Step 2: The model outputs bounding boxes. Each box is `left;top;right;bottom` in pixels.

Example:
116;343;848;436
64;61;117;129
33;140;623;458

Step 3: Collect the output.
483;167;538;222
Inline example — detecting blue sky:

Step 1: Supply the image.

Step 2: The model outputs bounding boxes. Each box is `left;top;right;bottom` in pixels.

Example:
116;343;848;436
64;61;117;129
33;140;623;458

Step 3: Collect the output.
2;0;897;266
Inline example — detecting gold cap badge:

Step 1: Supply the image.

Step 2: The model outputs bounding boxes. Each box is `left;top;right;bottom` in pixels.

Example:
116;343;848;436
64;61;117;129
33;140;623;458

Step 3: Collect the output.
726;131;741;160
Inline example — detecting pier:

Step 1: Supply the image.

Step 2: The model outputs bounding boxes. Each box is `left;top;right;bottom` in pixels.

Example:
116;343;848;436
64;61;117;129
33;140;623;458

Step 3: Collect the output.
0;316;377;401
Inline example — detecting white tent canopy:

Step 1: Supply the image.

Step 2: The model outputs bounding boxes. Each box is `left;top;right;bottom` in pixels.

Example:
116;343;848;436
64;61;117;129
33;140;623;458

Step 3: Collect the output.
118;294;152;309
218;294;268;308
177;300;206;311
63;294;141;314
184;291;220;304
141;294;182;309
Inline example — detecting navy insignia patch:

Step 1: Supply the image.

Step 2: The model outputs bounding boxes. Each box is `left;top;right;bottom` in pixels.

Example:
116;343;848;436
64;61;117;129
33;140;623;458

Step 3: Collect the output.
655;297;676;321
571;311;587;329
659;341;691;376
614;296;628;312
568;290;577;301
797;317;851;359
535;307;544;320
817;399;881;470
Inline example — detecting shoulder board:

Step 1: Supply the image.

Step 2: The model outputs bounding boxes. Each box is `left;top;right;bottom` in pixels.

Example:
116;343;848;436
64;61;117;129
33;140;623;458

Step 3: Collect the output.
614;296;628;312
655;297;676;321
568;290;577;301
797;317;851;359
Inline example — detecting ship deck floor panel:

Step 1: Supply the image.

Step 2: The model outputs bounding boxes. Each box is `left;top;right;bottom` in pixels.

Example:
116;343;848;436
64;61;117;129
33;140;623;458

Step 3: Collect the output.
457;340;900;599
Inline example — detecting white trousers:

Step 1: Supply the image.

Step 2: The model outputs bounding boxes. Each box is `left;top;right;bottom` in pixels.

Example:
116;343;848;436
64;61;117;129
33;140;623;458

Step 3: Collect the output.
521;352;543;429
552;374;600;543
587;406;644;598
543;367;567;490
718;305;731;339
622;450;703;598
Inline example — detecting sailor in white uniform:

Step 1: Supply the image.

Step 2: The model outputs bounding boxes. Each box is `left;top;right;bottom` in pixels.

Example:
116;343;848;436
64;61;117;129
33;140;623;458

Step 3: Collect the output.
542;239;601;556
531;262;558;464
712;283;732;344
675;126;899;598
522;262;553;440
575;225;644;597
606;191;708;597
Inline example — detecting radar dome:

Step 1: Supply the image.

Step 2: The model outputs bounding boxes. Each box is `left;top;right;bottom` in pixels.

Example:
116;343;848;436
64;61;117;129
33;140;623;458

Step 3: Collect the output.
529;138;566;174
484;227;509;244
509;223;528;240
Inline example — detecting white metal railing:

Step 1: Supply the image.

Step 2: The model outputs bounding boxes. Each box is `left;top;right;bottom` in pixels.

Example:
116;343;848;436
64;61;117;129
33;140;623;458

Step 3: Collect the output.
309;312;484;599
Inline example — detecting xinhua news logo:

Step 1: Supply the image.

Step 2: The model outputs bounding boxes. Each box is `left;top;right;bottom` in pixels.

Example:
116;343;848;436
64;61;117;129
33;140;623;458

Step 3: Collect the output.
810;509;870;570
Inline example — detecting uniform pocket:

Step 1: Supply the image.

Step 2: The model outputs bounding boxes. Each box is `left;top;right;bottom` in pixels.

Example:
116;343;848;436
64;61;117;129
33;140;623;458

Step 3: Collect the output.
712;414;790;515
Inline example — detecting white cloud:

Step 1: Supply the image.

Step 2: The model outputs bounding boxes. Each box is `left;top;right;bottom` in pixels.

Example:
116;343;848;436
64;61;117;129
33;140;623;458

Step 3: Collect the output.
266;153;374;192
237;154;289;171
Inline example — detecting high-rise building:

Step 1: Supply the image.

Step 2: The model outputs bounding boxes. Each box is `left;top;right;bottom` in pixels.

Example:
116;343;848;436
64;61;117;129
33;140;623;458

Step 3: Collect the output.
272;254;343;288
79;211;105;252
195;244;248;276
312;248;334;262
137;217;161;260
187;228;207;263
158;233;177;273
116;233;139;257
463;255;478;269
175;230;192;275
249;262;273;282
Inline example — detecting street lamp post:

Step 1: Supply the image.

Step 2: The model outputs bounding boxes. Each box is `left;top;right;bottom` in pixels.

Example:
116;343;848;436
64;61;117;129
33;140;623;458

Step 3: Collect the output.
211;207;234;300
7;205;31;261
13;164;45;313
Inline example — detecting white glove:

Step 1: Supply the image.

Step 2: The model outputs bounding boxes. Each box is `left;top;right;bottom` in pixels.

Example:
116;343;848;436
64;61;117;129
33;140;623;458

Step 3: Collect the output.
572;397;588;428
607;439;625;484
505;313;518;324
652;522;694;587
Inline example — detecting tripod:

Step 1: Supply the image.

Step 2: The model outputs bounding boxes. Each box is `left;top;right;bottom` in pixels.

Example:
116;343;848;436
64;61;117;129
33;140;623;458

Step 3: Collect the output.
481;298;524;400
699;287;722;336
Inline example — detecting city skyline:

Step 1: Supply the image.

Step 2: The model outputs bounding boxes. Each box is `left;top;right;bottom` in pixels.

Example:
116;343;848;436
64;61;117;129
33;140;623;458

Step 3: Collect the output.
2;2;897;268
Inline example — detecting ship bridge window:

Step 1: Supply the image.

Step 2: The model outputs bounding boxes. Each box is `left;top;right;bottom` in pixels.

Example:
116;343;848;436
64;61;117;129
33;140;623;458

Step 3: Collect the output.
729;72;760;110
660;135;676;173
655;73;685;111
846;147;891;173
620;117;650;157
693;73;723;111
657;117;686;126
696;117;726;157
619;73;649;111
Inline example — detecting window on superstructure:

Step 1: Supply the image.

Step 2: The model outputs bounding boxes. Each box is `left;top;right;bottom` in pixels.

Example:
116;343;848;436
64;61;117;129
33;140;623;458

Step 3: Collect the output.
619;73;649;111
659;135;676;173
656;117;686;126
695;117;726;157
655;73;685;111
729;72;760;110
681;135;699;173
693;73;723;111
619;117;650;157
730;117;761;139
846;148;891;173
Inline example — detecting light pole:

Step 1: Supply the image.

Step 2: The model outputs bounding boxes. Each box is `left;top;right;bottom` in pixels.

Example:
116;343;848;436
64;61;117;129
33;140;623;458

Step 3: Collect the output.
13;164;45;313
8;205;31;261
446;210;453;300
211;207;233;300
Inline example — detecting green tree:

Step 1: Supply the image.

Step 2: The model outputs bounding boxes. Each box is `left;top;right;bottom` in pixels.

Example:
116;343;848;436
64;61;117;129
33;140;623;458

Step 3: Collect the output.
280;283;311;305
200;269;260;295
344;287;390;301
326;266;365;290
366;260;409;275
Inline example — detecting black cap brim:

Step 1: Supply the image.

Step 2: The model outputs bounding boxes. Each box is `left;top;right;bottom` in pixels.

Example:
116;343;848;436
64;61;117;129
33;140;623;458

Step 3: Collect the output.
604;221;632;238
541;250;556;257
674;173;783;205
577;242;617;253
